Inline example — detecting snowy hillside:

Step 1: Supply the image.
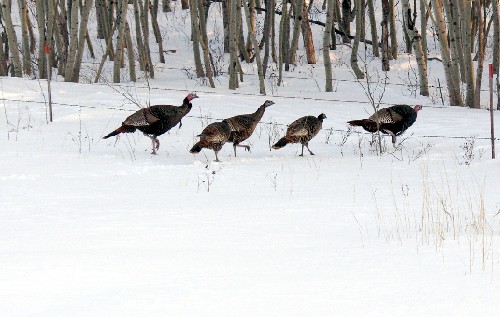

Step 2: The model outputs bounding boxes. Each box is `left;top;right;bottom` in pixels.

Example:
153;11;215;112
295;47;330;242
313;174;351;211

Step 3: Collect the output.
1;2;500;317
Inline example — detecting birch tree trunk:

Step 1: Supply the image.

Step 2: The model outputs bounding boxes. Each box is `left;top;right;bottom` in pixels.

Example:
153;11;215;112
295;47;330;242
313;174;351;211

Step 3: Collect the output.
428;0;464;106
64;0;79;81
228;0;239;89
133;0;147;71
493;0;499;74
420;0;428;62
2;0;22;77
189;0;205;78
350;0;364;79
473;0;485;108
324;0;334;92
0;4;8;76
458;0;475;107
125;22;136;82
367;0;379;57
289;0;304;65
18;0;31;76
113;0;128;83
196;0;216;87
262;0;274;76
149;0;165;64
71;0;94;82
243;0;265;94
402;0;429;96
389;0;397;59
301;1;316;64
381;0;390;71
283;2;291;71
140;0;154;78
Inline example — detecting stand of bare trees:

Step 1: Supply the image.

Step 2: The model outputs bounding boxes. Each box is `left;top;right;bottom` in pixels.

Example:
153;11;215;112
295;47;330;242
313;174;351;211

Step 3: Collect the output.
0;0;498;105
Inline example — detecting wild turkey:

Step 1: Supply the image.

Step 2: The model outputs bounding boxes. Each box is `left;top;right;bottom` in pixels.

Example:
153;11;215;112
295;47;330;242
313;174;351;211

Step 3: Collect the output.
103;93;199;154
190;121;232;162
347;104;422;146
272;113;327;156
224;100;275;156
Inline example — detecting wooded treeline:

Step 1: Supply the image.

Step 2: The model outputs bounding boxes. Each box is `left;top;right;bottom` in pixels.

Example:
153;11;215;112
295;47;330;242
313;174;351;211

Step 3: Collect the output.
0;0;499;108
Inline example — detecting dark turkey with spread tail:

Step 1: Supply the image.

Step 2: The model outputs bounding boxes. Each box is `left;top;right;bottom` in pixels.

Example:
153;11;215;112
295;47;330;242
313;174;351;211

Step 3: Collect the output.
272;113;326;156
348;104;422;146
103;92;199;154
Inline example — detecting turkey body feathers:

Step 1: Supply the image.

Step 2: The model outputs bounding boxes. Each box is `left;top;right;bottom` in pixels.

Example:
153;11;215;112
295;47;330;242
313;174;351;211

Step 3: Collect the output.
272;114;326;156
224;100;275;156
348;104;421;137
190;121;232;162
103;93;198;154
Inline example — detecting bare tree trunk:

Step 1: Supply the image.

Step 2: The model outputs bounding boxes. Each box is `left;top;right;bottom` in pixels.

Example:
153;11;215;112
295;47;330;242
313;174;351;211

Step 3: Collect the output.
367;0;379;57
189;0;206;78
222;0;230;53
493;0;499;74
389;0;397;59
420;0;428;62
113;0;128;83
283;3;292;71
133;0;146;71
444;1;464;83
229;0;239;89
243;0;265;94
2;0;22;77
0;4;8;76
350;0;364;79
64;0;79;81
262;0;274;76
381;0;390;71
125;22;136;82
324;0;334;91
71;0;94;82
301;1;316;64
289;0;304;64
149;0;165;63
140;0;155;78
196;0;216;87
402;0;429;96
341;0;351;43
427;0;464;106
18;0;32;76
473;0;486;108
278;1;289;84
458;0;475;107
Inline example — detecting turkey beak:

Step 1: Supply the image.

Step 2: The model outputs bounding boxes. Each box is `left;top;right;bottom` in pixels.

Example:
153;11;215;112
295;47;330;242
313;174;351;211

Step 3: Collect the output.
192;93;199;99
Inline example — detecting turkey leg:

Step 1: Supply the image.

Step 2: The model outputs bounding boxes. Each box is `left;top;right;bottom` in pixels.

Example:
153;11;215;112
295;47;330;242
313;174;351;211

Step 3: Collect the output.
383;129;397;147
233;144;251;157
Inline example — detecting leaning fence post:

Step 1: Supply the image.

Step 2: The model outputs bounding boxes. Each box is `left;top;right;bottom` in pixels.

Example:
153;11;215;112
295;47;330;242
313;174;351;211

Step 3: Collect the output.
490;64;495;159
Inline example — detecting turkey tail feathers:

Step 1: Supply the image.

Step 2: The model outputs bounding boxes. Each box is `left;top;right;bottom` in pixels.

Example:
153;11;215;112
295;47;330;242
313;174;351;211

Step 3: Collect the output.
272;137;289;150
190;142;203;154
102;125;136;139
347;119;378;133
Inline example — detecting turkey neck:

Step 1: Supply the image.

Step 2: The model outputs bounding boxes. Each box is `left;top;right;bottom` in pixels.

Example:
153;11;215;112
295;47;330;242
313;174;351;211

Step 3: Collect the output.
252;105;267;122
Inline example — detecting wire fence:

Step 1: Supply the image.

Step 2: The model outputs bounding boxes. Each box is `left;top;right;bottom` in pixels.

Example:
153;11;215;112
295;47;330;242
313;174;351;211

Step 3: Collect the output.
1;82;499;141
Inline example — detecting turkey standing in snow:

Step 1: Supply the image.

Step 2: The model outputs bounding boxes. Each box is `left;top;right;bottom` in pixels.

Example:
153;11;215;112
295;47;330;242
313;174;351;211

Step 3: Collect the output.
103;93;199;154
190;121;232;162
347;104;422;146
224;100;275;156
272;113;327;156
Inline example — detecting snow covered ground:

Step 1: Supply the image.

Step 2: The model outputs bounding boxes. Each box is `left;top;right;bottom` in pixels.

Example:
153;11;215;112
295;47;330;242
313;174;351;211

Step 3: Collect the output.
1;3;500;316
